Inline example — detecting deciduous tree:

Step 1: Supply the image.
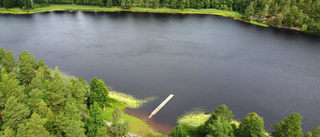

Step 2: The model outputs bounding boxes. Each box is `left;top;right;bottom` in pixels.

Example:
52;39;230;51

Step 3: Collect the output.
271;113;303;137
236;113;266;137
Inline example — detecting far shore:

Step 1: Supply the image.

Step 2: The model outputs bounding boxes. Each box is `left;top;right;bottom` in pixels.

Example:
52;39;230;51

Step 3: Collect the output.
0;4;270;27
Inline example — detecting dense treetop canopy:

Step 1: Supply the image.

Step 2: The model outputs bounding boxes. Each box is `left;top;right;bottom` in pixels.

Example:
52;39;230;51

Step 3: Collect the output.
0;48;125;137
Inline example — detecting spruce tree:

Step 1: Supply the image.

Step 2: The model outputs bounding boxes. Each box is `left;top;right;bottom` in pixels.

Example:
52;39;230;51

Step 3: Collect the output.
89;77;109;107
85;102;105;137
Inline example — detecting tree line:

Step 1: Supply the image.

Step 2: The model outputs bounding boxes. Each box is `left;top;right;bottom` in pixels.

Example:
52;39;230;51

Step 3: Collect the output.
0;48;129;137
0;0;319;33
169;104;320;137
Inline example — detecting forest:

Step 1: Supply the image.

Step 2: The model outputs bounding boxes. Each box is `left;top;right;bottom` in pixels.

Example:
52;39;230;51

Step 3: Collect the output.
0;49;319;137
0;0;320;33
169;104;320;137
0;48;130;137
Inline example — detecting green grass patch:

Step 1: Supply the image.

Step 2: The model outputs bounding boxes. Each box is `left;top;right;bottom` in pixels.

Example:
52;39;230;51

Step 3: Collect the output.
102;107;165;137
250;20;269;27
109;91;157;109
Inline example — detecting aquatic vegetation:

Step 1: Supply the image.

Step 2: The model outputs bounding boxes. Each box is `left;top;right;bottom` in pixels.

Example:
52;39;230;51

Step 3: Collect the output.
177;108;210;127
109;91;157;109
177;108;241;128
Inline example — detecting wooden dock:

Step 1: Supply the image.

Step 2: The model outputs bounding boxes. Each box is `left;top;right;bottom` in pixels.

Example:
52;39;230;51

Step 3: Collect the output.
149;94;174;118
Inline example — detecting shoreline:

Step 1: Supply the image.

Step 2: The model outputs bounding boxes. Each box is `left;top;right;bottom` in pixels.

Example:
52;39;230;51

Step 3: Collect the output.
124;108;174;135
0;5;269;27
1;5;319;34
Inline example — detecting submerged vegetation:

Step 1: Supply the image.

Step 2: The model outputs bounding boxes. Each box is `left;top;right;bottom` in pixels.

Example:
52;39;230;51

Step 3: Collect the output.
109;91;157;109
177;108;211;127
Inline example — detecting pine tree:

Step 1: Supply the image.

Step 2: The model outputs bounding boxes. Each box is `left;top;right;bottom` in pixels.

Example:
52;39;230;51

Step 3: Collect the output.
17;123;27;137
27;89;43;113
2;50;17;73
49;89;67;114
96;127;109;137
0;48;6;64
29;76;44;90
237;113;266;137
106;0;113;7
49;67;70;114
205;0;210;8
245;2;255;18
55;111;70;136
19;51;37;85
271;113;303;137
261;4;269;18
37;100;55;134
3;127;15;137
37;58;45;68
70;80;86;108
3;73;27;103
2;96;30;130
25;113;50;137
64;120;86;137
64;102;81;121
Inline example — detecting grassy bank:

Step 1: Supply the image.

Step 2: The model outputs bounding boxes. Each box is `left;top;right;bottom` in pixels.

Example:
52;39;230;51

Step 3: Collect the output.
0;4;272;27
0;5;242;17
102;107;165;137
105;91;165;136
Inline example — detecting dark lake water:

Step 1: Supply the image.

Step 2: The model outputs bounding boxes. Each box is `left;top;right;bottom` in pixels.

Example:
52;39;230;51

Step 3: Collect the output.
1;11;320;134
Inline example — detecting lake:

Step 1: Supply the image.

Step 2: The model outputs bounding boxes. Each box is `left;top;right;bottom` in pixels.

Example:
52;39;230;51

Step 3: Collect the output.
1;11;320;134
